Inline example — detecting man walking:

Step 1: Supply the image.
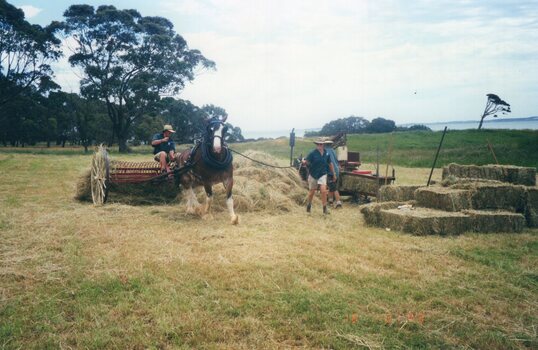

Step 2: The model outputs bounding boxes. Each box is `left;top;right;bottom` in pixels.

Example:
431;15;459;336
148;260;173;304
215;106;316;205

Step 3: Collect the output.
303;137;336;214
324;139;343;208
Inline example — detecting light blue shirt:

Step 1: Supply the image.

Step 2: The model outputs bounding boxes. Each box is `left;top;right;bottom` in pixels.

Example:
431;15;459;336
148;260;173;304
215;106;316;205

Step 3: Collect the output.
325;147;339;177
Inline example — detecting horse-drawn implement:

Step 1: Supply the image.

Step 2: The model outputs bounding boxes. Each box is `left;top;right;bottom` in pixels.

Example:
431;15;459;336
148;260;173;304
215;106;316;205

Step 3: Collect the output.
89;145;181;205
89;116;239;223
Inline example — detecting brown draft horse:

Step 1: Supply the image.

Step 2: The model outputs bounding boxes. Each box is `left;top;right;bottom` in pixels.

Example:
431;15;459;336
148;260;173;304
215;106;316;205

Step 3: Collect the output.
175;116;239;224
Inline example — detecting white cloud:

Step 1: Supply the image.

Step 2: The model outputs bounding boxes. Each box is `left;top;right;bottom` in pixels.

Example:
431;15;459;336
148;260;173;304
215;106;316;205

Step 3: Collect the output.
18;5;42;18
174;0;538;134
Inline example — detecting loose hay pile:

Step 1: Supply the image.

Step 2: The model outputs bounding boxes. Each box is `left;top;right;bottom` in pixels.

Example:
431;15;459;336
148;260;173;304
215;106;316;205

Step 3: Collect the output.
75;150;308;212
208;150;307;213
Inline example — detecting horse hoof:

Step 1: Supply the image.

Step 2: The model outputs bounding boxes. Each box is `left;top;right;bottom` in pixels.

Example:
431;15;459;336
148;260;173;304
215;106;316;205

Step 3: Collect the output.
186;207;196;215
231;215;239;225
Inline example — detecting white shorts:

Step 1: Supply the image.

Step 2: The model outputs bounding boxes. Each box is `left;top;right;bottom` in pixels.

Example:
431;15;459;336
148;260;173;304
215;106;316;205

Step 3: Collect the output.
308;174;327;190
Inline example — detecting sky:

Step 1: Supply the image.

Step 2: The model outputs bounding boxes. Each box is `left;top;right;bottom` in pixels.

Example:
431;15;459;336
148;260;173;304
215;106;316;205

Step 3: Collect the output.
10;0;538;135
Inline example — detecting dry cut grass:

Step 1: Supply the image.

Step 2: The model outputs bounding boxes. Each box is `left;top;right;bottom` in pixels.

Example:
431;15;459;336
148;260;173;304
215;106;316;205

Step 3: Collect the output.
0;151;537;349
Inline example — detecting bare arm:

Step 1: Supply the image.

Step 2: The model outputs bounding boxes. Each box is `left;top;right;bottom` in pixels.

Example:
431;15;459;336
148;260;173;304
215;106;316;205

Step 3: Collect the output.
151;136;169;146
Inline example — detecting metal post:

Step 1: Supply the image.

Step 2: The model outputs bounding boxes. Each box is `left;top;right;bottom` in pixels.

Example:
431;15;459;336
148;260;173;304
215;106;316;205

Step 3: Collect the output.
427;126;448;186
384;133;394;186
487;139;499;165
289;128;295;166
376;145;380;177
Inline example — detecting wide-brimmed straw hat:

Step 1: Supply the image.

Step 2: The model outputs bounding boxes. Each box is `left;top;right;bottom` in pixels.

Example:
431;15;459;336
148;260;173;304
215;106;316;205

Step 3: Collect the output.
163;124;175;133
313;137;325;144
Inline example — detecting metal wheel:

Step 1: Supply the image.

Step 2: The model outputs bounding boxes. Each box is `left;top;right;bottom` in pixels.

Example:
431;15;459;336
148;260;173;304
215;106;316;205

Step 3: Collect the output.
91;145;110;205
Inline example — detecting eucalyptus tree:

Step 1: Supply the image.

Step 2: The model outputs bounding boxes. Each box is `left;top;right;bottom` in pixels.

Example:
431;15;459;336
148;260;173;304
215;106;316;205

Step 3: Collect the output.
319;116;370;136
478;94;511;130
61;5;214;152
0;0;61;106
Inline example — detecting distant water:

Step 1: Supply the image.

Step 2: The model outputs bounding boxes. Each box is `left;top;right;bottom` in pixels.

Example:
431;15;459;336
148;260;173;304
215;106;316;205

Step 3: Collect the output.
243;128;318;139
403;117;538;131
243;118;538;139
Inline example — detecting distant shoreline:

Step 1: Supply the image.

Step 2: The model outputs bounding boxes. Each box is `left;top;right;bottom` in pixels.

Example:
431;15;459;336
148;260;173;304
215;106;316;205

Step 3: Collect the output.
400;116;538;127
243;116;538;139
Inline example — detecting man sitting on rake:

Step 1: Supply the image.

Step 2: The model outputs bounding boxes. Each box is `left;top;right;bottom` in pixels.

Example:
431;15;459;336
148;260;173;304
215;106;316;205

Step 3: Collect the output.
152;124;176;174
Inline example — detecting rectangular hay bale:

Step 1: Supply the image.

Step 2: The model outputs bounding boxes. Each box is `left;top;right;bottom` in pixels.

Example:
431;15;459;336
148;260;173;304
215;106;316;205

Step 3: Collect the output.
415;187;472;212
379;208;471;235
442;163;536;186
360;201;409;226
463;210;526;233
467;183;526;212
340;173;380;196
525;187;538;228
378;185;420;202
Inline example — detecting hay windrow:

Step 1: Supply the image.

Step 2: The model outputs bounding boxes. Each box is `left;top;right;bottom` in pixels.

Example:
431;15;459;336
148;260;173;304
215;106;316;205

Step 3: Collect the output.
442;163;536;186
378;185;420;202
74;169;92;201
207;150;308;213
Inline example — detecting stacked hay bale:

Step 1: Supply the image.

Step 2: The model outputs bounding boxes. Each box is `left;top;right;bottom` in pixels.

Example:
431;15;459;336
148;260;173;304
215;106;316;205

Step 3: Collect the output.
415;187;472;212
462;210;525;233
362;163;537;235
378;185;420;202
442;163;536;186
525;187;538;227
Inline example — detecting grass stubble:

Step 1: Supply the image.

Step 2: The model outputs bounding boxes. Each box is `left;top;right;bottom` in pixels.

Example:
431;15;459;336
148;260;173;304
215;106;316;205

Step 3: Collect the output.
0;152;537;349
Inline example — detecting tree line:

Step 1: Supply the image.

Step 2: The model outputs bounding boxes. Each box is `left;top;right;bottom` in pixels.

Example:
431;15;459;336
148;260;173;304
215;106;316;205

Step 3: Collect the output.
305;116;431;137
0;1;243;152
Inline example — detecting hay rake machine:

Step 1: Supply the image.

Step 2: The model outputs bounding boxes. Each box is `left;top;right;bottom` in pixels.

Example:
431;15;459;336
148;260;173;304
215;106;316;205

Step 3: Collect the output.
90;145;180;205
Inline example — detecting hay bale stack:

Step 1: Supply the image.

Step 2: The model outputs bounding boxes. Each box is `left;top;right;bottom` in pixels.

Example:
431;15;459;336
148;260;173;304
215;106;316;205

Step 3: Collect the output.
525;187;538;227
463;210;525;233
360;201;410;226
442;163;536;186
415;187;472;212
378;185;420;202
379;208;471;235
453;183;527;212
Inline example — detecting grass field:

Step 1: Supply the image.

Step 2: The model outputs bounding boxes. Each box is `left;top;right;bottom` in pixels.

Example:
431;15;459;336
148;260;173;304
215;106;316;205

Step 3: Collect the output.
1;146;537;349
230;129;538;169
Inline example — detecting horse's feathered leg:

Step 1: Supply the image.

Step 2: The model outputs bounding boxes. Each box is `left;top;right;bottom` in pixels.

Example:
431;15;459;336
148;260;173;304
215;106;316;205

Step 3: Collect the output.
225;178;239;225
186;187;199;214
203;184;213;216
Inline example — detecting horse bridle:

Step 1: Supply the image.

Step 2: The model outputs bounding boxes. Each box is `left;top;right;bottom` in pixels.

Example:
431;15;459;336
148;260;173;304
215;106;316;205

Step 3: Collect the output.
206;121;227;145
